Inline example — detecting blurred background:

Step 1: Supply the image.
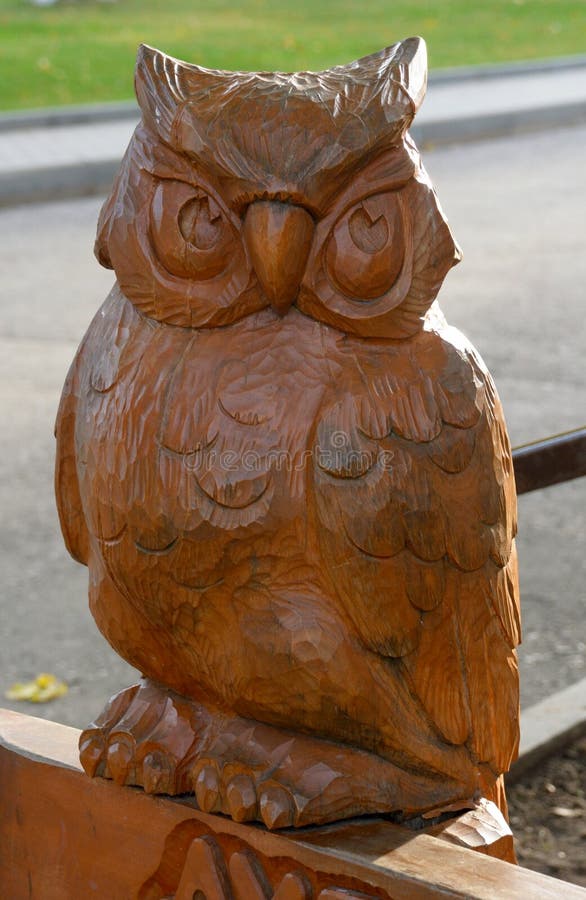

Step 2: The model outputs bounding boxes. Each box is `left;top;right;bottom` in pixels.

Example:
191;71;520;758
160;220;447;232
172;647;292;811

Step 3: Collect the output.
2;0;586;110
0;0;585;883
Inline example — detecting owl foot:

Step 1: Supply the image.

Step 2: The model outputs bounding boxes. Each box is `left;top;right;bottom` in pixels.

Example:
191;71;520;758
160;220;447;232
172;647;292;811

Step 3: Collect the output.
79;678;470;828
188;716;447;829
79;677;211;794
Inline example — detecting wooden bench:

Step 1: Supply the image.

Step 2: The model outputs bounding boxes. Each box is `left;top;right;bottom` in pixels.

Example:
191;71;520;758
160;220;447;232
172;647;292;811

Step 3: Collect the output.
2;708;585;899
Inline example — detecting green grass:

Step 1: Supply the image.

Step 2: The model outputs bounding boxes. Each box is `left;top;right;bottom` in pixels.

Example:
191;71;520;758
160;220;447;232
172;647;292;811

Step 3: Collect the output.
1;0;585;110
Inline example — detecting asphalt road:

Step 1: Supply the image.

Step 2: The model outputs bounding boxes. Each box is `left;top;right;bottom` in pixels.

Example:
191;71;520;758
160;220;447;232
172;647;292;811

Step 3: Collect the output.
1;125;584;729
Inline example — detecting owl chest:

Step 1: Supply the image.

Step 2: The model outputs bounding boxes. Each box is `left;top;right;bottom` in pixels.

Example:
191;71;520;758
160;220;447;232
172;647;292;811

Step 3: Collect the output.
80;298;471;551
157;345;324;527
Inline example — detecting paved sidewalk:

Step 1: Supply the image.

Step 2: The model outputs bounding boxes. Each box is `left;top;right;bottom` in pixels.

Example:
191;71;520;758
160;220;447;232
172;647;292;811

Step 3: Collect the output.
0;59;585;206
0;120;136;174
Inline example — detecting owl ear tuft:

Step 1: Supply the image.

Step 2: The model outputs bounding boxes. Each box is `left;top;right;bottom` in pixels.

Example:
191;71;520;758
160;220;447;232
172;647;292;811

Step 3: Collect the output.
135;43;232;145
134;44;182;142
350;36;427;119
326;37;427;140
135;43;215;143
388;36;428;114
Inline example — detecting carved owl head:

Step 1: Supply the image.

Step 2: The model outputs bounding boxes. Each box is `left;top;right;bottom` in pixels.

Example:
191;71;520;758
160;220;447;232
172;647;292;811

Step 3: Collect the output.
96;37;460;338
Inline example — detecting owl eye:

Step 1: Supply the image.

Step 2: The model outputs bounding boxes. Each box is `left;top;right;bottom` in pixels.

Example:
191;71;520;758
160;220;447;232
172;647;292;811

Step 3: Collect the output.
179;195;224;249
325;193;405;300
150;180;234;280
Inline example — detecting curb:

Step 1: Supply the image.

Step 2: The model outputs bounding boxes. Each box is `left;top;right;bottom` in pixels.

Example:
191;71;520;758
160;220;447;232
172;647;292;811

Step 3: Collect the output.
412;99;586;149
0;101;139;133
2;99;584;209
0;160;122;208
508;676;586;783
430;53;586;85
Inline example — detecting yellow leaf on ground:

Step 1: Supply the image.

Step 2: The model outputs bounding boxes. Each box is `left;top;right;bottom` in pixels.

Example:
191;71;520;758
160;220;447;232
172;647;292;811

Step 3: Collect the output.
5;673;68;703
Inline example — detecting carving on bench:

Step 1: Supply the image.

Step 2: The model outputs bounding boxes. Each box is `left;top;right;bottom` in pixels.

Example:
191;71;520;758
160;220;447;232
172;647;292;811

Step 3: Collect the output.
140;825;379;899
55;36;521;832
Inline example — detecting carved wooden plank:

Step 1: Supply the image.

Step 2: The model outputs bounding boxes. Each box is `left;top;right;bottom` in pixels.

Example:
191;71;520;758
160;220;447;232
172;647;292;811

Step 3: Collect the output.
2;710;584;900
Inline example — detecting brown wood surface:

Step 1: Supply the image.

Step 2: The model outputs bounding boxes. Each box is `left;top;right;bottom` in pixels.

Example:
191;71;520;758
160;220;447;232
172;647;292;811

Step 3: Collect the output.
3;710;583;900
54;36;521;830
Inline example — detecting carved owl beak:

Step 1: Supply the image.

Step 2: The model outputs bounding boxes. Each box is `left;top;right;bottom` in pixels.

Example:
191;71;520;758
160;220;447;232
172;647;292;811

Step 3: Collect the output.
243;200;315;314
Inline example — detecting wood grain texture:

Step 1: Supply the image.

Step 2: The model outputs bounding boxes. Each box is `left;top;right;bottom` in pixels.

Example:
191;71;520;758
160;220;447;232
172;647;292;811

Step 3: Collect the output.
4;711;579;900
54;36;521;830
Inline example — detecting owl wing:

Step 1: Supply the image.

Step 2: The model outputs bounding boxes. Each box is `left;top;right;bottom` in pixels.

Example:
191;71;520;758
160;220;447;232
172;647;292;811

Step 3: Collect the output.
55;337;91;567
55;285;169;564
313;322;520;774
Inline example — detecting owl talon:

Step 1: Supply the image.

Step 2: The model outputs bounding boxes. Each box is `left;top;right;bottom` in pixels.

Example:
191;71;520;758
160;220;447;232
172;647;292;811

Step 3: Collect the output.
142;750;175;794
107;734;135;784
259;784;294;830
79;731;105;777
193;762;222;813
226;774;258;822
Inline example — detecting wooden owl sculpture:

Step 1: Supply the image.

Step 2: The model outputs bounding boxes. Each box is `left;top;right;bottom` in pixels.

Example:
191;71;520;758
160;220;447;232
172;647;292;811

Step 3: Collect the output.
55;37;521;830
